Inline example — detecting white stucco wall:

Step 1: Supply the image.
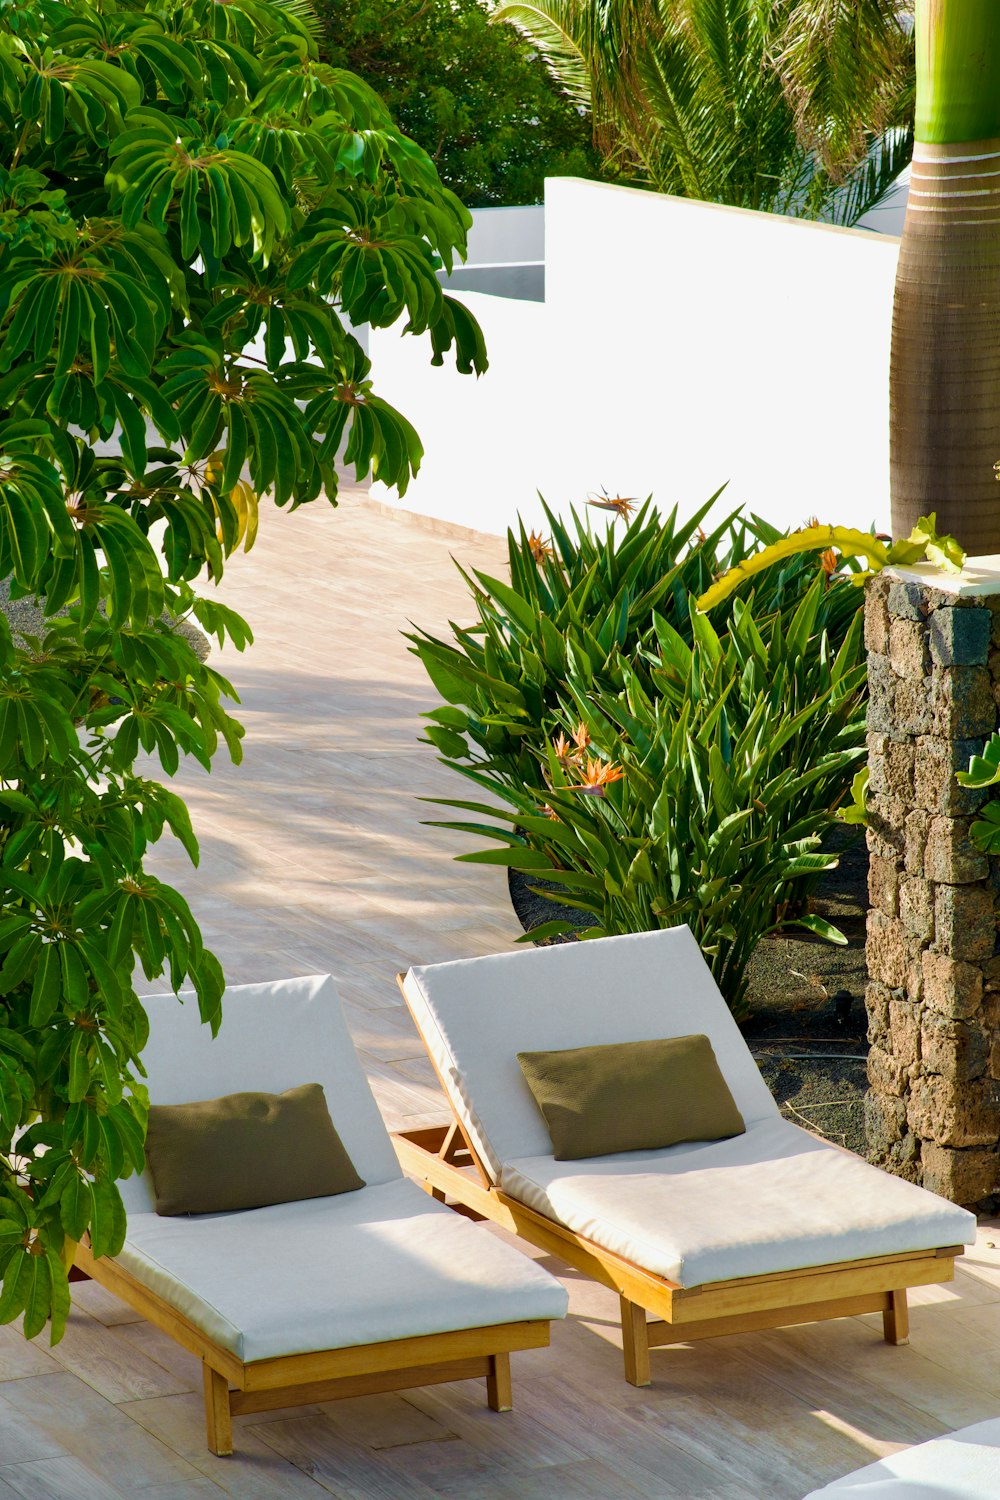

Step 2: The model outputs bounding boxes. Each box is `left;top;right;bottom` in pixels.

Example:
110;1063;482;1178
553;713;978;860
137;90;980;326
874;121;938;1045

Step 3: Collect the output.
370;177;901;539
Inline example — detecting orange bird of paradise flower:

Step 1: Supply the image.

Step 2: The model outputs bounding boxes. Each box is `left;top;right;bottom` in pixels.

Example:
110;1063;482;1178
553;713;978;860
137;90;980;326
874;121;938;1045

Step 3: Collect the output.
571;755;625;795
551;731;576;766
527;529;553;563
586;487;636;519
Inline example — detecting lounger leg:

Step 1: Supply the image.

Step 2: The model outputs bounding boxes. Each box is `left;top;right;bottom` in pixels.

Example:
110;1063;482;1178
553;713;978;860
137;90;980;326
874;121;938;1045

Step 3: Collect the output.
203;1364;233;1456
620;1296;651;1387
883;1289;909;1346
486;1351;513;1412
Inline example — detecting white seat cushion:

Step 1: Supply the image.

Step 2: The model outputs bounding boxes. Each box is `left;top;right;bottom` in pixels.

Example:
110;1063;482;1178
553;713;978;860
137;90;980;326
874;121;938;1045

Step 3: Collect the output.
404;927;780;1181
501;1116;975;1287
116;1178;569;1363
800;1418;1000;1498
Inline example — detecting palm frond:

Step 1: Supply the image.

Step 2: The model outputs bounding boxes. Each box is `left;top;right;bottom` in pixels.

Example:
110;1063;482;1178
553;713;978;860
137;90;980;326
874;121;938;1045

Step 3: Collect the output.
772;0;914;178
272;0;324;39
492;1;593;109
824;125;914;227
497;0;915;225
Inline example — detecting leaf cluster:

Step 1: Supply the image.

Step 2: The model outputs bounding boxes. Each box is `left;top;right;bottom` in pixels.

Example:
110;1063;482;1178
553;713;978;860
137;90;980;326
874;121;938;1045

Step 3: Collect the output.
410;499;868;1014
0;0;483;1342
314;0;600;207
495;0;915;224
958;735;1000;854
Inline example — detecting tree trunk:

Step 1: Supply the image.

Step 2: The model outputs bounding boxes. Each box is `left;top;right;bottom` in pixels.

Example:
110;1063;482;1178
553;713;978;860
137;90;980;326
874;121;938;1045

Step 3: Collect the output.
890;138;1000;552
889;1;1000;553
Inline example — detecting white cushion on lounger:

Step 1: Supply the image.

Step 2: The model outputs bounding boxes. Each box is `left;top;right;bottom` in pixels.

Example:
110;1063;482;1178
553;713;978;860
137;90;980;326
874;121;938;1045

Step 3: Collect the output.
800;1418;1000;1498
501;1115;975;1287
403;926;780;1179
120;975;402;1215
117;1178;568;1362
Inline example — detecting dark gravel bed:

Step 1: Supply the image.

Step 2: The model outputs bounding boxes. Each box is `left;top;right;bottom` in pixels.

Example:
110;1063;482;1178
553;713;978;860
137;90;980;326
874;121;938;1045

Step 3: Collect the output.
509;827;871;1156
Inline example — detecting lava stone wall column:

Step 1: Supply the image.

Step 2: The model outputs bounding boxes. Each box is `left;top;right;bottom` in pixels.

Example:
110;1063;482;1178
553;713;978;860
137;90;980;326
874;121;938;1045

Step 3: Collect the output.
865;568;1000;1205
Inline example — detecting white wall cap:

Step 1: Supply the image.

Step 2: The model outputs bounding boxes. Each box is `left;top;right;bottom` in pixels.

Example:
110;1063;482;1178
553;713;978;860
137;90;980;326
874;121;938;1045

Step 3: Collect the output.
883;557;1000;598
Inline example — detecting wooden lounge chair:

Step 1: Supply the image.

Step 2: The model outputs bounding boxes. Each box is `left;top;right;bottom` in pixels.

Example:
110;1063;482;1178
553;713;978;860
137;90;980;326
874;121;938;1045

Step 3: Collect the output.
73;974;568;1455
394;926;976;1386
800;1418;1000;1497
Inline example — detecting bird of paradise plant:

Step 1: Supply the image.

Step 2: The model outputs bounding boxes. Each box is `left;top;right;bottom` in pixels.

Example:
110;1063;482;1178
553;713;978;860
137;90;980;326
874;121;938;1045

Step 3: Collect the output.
417;505;870;1014
696;514;965;613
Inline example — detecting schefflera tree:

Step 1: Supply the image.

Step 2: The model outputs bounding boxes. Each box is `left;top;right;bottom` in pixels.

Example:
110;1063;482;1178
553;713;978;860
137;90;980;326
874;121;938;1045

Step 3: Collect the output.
0;0;485;1342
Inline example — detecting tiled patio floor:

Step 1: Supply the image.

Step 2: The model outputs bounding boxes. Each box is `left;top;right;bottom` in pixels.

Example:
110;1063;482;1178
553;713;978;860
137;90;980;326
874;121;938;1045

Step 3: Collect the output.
3;493;1000;1499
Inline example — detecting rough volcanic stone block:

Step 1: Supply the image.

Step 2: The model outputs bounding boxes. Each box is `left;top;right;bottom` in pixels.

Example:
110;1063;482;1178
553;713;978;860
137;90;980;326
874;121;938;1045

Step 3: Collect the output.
869;1044;909;1097
867;731;888;795
924;815;990;884
934;883;996;961
864;583;891;655
929;606;991;666
990;599;1000;648
906;954;924;1002
921;1012;989;1082
889;617;930;680
883;741;915;802
868;854;900;918
866;794;906;859
889;998;921;1066
864;1087;906;1154
922;1142;998;1204
867;909;908;988
904;809;930;875
914;735;988;816
921;952;984;1019
899;877;934;942
907;1074;1000;1146
897;677;936;736
932;666;996;738
866;980;891;1047
887;581;927;621
866;652;896;733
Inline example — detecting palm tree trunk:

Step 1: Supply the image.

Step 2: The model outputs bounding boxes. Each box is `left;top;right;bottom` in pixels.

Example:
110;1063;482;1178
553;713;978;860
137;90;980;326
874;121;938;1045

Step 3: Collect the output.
890;1;1000;552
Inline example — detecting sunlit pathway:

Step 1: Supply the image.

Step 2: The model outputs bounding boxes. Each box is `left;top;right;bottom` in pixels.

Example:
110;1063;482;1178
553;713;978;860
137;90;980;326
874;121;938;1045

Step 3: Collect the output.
137;488;517;1136
2;492;999;1500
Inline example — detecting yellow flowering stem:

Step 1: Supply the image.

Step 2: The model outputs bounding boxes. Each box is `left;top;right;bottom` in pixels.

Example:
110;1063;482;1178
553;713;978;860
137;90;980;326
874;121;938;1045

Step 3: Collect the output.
696;526;891;613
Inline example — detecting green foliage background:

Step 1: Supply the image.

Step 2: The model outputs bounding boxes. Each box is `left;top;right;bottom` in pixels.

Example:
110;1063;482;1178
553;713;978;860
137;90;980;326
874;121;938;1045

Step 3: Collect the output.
0;0;484;1342
495;0;915;223
315;0;600;206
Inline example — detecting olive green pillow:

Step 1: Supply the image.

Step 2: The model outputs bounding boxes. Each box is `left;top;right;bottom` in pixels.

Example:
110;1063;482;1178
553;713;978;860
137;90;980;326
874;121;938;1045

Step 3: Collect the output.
144;1083;365;1216
516;1035;745;1161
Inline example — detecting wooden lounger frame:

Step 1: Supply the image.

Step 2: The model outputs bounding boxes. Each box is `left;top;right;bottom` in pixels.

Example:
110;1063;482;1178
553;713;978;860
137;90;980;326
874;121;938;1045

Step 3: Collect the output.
73;1239;549;1455
394;976;964;1387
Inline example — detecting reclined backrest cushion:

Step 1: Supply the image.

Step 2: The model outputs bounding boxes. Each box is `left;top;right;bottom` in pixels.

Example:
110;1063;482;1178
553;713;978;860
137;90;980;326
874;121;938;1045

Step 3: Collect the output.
403;926;779;1180
120;974;400;1215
